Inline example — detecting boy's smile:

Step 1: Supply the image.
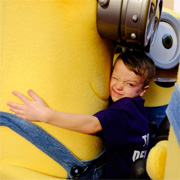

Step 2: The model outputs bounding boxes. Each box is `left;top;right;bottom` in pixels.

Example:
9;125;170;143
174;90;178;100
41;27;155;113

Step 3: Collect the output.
111;88;124;98
110;59;149;102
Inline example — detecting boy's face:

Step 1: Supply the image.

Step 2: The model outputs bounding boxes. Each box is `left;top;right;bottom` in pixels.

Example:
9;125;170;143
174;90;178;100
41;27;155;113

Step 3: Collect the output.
110;59;149;102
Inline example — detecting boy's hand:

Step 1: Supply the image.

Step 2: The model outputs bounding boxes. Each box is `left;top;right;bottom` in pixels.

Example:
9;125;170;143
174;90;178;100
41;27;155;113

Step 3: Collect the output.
7;89;48;121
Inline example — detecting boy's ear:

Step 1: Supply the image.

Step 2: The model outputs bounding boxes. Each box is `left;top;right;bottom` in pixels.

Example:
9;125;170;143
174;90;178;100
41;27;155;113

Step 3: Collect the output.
140;85;149;97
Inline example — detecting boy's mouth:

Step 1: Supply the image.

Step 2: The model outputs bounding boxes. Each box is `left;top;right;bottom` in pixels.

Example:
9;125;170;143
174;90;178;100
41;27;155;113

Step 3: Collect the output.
112;89;123;97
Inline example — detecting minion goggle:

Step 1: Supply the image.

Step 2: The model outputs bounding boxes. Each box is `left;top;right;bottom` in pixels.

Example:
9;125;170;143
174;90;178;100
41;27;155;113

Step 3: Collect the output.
97;0;163;52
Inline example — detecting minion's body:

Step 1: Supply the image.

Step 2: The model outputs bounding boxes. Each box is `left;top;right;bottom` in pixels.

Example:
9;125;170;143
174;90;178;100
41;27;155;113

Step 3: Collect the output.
0;1;113;179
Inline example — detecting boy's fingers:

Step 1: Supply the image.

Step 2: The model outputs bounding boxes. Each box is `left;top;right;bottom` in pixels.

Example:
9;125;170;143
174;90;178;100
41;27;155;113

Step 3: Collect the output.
12;91;29;103
7;102;24;109
9;106;24;115
27;89;42;101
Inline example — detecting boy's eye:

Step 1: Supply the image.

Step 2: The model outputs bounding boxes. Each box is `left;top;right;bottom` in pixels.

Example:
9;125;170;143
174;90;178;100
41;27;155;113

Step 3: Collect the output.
128;83;134;87
112;76;118;80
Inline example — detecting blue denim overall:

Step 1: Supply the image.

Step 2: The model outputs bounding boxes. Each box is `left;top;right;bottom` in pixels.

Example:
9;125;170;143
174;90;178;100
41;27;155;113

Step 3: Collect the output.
0;111;106;179
166;83;180;147
144;104;168;144
145;105;168;128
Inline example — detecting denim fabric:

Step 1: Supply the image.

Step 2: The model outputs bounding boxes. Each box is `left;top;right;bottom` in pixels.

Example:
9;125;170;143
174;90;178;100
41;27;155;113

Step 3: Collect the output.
145;105;168;128
166;83;180;147
144;104;168;144
0;111;106;179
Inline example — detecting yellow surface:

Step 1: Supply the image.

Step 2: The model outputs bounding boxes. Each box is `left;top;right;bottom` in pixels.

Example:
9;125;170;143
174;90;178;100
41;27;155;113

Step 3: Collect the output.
0;0;113;179
164;126;180;180
143;67;177;107
163;7;180;19
178;65;180;87
147;141;168;180
0;166;60;180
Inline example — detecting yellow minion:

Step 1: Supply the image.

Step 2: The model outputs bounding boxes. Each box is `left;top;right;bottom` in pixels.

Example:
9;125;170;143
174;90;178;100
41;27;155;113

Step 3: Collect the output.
146;7;180;180
0;1;114;179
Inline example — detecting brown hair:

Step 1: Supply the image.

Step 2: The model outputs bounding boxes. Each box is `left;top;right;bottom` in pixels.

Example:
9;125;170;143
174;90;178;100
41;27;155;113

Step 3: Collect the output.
115;50;156;86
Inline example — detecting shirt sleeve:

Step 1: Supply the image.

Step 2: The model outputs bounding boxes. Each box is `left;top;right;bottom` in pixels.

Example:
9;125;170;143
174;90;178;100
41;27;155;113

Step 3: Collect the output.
94;107;129;148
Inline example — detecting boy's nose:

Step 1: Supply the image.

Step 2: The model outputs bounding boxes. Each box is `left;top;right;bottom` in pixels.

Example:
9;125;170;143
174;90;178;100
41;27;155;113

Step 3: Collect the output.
116;82;123;90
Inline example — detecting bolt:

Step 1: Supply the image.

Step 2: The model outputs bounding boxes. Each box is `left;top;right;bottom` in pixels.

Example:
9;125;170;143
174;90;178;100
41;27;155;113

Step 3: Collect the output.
132;15;138;22
98;0;109;6
131;33;136;39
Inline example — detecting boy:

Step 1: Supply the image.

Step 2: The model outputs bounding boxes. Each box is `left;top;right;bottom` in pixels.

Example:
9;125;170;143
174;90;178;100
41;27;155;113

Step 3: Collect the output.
7;51;156;179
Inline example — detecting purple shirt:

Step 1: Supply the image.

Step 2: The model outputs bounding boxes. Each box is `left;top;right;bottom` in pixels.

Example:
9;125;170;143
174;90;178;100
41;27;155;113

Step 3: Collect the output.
94;97;149;179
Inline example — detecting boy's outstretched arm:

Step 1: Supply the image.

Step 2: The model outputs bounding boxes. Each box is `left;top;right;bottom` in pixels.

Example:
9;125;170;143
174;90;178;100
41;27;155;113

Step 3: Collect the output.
7;90;102;134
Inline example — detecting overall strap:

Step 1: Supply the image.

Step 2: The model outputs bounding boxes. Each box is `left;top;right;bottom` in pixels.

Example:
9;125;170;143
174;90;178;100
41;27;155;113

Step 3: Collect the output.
166;83;180;147
0;111;89;179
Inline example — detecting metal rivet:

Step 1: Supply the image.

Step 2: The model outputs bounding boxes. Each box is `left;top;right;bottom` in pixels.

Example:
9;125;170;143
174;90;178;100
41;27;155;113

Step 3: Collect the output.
132;15;138;22
98;0;109;6
71;166;84;177
131;33;136;39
